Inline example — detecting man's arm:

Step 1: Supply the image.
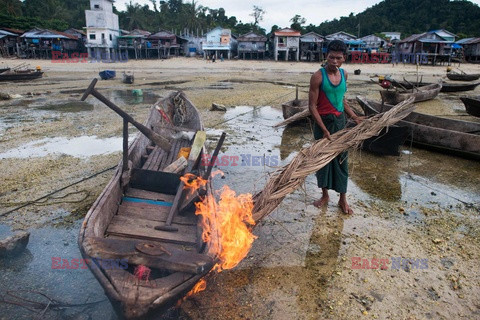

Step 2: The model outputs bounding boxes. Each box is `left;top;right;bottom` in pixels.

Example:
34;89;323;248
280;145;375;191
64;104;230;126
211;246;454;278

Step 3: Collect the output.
309;71;331;140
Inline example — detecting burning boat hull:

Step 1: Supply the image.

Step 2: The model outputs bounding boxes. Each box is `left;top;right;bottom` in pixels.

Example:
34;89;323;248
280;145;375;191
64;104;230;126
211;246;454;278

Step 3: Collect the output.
78;91;216;319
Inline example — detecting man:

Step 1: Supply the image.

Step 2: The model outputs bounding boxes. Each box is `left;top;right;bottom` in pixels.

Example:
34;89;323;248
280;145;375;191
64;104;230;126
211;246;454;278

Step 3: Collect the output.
308;40;362;214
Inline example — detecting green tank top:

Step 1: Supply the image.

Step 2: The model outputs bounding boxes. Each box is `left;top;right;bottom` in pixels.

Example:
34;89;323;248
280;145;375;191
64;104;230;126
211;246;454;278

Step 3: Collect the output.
320;67;347;113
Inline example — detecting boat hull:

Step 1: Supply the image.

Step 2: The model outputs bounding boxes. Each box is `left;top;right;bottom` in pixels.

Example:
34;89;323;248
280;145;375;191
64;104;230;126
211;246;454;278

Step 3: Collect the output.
357;96;480;159
460;96;480;118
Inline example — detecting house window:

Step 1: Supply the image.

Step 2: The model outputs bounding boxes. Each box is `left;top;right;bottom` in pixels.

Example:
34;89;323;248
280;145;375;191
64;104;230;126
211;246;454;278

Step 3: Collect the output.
102;33;105;39
89;34;96;40
94;4;100;9
109;34;112;41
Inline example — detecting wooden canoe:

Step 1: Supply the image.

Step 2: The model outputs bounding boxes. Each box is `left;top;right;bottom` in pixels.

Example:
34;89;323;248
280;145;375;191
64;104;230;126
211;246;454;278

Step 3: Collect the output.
0;70;43;81
446;72;480;81
78;91;217;319
392;81;480;93
282;99;309;121
356;96;480;159
460;96;480;118
380;83;442;105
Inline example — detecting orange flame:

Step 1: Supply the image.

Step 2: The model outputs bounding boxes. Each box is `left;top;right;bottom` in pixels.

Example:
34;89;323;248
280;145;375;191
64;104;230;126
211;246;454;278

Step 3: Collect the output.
180;171;256;299
179;278;207;306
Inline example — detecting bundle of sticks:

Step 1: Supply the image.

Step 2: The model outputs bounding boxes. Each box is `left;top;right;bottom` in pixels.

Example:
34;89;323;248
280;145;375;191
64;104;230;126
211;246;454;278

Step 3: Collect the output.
252;97;415;222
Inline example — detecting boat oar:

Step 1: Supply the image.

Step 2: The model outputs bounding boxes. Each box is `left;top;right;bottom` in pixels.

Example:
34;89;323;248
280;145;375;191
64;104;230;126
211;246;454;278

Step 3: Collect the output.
155;131;206;232
81;78;172;151
178;131;227;214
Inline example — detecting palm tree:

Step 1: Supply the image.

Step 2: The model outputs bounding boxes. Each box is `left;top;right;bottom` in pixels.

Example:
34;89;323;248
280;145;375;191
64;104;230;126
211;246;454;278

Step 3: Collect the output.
125;1;146;30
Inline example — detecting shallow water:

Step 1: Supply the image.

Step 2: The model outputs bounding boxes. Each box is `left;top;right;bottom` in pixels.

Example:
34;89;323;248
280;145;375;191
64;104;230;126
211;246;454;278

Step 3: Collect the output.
0;136;124;159
0;105;479;319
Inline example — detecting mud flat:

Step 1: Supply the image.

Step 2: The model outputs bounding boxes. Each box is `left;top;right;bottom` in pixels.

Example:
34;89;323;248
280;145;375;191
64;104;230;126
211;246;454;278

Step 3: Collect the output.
0;57;479;319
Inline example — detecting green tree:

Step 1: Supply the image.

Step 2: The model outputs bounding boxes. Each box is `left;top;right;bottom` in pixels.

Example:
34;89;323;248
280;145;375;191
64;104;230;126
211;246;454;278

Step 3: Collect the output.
290;14;306;32
0;0;23;16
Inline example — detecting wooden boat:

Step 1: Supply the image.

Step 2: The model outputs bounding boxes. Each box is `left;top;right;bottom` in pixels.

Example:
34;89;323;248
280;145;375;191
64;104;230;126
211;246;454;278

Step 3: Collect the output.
281;98;409;156
99;70;116;80
123;72;134;84
380;83;442;105
356;96;480;159
281;99;309;122
392;81;480;93
78;91;217;319
447;72;480;81
0;69;43;81
460;96;480;118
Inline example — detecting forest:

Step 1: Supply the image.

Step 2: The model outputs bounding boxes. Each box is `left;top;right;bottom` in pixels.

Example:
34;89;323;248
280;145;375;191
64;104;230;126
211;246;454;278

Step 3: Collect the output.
0;0;479;39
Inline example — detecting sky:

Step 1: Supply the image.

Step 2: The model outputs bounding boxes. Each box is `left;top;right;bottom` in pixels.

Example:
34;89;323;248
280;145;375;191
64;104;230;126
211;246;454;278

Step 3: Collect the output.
115;0;480;31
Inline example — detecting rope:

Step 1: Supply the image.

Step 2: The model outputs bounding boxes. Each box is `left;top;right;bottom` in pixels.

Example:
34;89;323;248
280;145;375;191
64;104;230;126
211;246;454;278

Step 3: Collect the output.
0;166;116;217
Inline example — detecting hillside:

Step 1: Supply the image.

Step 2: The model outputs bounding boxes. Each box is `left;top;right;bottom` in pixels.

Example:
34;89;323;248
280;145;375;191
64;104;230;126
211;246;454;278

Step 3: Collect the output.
306;0;480;39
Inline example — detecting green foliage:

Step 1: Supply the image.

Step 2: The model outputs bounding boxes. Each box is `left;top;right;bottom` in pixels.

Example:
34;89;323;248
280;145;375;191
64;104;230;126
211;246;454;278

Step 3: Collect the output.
0;13;68;30
314;0;480;38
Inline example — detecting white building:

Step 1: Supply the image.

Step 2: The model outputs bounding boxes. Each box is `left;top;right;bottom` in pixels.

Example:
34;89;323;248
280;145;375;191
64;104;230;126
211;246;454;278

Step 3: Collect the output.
85;0;120;61
201;27;236;59
273;28;301;61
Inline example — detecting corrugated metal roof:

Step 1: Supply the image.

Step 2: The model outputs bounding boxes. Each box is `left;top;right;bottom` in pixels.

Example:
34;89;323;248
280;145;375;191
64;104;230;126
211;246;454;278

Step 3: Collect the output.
0;30;17;36
238;32;267;42
21;28;77;40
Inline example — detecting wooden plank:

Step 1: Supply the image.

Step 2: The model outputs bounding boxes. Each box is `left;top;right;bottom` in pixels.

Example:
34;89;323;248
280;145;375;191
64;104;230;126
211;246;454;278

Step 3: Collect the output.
142;146;160;170
117;200;196;225
125;188;175;203
83;237;213;274
106;215;197;245
163;156;187;173
148;147;166;171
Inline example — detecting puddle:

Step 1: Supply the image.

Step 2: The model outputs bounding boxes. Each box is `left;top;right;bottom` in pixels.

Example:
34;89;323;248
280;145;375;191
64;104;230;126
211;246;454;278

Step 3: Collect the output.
0;135;124;159
0;222;115;319
0;224;13;238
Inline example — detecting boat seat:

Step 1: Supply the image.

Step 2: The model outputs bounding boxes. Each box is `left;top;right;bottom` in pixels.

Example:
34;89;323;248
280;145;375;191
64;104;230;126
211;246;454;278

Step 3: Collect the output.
83;236;213;274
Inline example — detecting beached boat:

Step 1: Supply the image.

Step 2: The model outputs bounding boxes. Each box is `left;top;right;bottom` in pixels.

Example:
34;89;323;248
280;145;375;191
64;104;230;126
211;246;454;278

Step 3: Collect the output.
281;98;409;156
0;67;10;74
123;72;134;84
0;69;43;81
392;81;480;93
99;70;116;80
460;96;480;118
380;83;442;105
446;72;480;81
78;90;218;319
356;96;480;159
282;99;309;122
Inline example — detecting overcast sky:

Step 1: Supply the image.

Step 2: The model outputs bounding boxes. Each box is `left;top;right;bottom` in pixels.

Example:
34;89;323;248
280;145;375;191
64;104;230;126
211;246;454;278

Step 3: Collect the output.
114;0;480;31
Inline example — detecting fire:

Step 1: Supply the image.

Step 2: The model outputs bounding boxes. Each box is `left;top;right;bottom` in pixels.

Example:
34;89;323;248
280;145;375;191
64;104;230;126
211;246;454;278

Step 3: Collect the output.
181;171;257;296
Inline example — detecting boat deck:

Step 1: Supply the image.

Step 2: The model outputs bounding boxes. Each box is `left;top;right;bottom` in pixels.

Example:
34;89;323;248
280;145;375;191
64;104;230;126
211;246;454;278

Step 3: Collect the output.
98;137;209;274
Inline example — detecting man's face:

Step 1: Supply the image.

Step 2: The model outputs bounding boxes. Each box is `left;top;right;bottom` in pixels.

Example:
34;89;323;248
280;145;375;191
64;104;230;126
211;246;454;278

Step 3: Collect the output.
326;51;345;67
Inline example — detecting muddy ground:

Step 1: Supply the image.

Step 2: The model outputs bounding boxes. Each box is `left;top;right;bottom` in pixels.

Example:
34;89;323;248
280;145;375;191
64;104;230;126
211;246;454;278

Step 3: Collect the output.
0;57;479;320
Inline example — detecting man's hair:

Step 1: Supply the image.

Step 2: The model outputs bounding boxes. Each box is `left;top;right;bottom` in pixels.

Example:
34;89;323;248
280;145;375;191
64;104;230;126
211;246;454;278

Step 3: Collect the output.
327;40;347;54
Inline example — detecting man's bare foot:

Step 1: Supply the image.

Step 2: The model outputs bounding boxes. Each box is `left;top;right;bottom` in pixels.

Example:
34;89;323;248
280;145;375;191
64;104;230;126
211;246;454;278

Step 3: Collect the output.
338;201;353;214
313;195;329;208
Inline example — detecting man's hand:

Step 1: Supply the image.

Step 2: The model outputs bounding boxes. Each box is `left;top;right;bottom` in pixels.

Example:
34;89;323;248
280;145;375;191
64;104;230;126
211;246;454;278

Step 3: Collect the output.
323;129;332;141
352;116;366;125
